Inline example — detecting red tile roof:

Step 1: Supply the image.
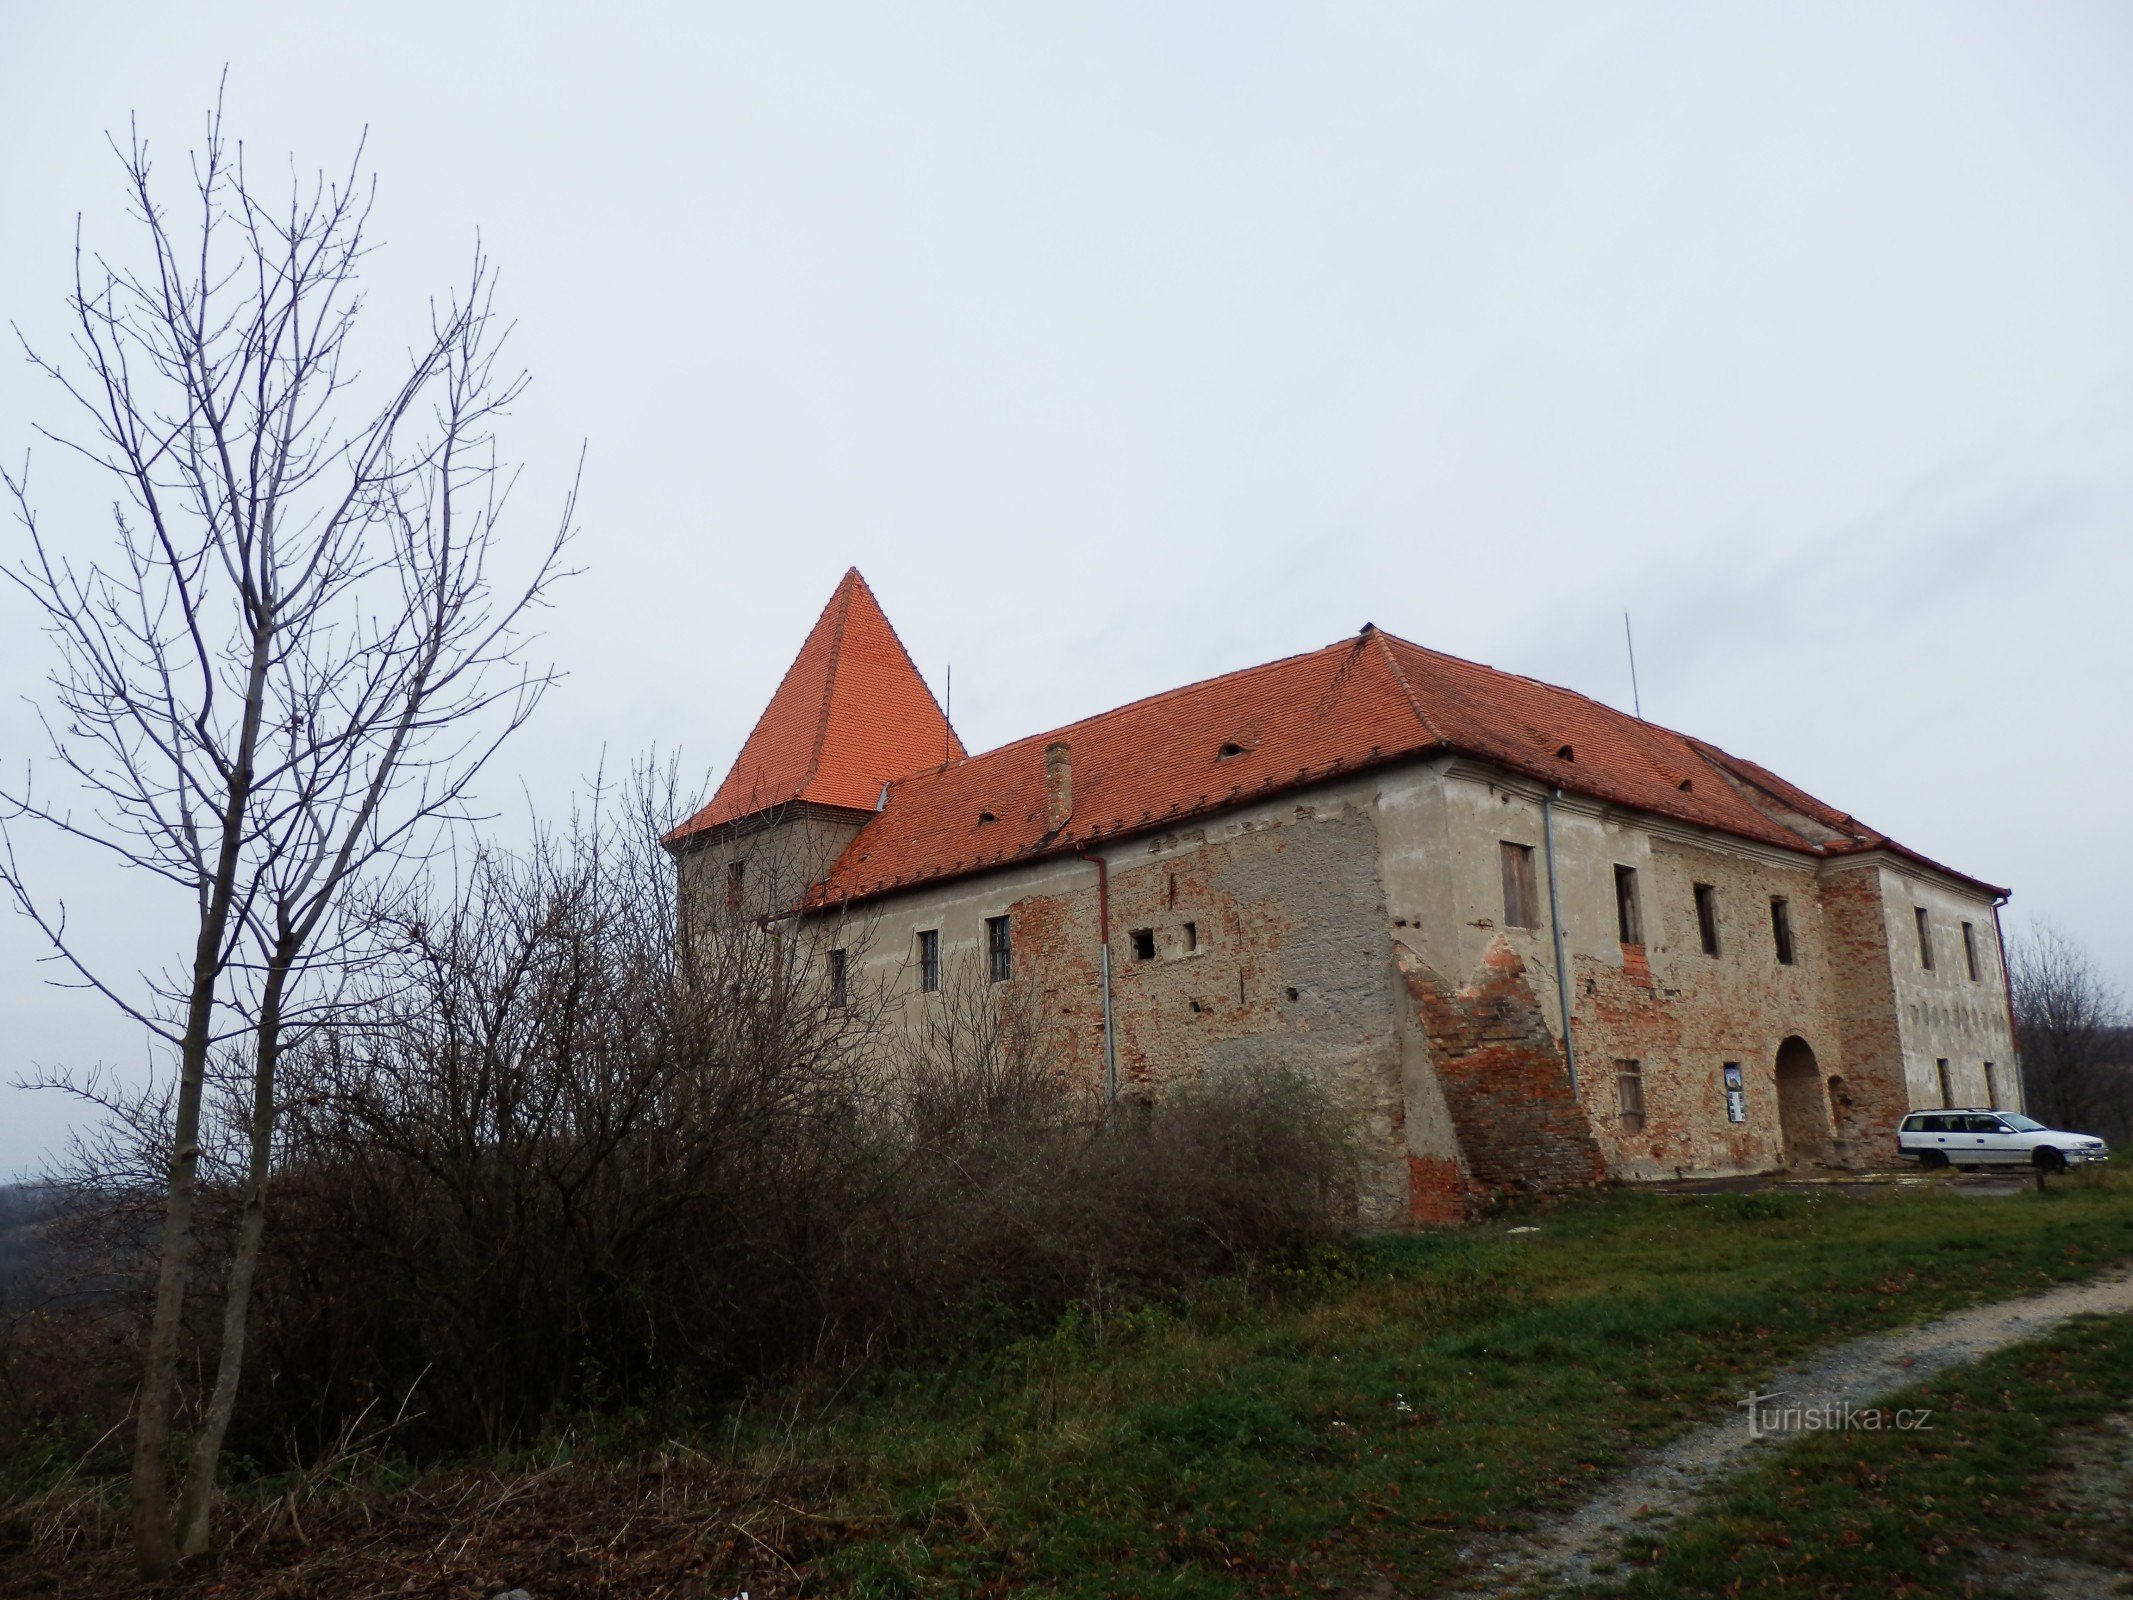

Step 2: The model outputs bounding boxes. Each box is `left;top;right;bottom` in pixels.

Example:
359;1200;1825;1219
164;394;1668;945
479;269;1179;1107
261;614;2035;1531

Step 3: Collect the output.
797;624;2002;906
666;569;963;843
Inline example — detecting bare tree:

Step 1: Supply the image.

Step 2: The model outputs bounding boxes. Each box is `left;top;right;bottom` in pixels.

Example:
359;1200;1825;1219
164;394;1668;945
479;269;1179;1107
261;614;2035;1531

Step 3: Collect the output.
0;98;572;1574
2010;922;2133;1142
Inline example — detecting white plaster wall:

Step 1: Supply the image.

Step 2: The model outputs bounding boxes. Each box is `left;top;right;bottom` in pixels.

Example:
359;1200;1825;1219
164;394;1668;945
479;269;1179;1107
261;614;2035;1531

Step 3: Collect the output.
1876;863;2020;1113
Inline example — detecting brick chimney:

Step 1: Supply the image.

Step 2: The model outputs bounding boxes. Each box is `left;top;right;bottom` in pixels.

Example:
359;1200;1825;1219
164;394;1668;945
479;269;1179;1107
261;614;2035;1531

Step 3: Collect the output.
1045;740;1073;833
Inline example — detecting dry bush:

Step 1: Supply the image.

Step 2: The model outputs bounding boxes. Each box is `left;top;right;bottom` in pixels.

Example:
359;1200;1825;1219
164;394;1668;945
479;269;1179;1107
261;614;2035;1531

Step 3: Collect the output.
5;774;1360;1493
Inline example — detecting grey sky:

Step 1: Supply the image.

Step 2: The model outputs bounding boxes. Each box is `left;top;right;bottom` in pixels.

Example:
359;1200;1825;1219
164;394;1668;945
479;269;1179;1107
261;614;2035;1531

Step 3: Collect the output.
3;2;2129;1175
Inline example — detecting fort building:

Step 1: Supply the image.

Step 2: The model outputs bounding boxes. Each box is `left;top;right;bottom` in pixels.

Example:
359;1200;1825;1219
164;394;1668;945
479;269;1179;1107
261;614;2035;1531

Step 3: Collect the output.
666;569;2019;1223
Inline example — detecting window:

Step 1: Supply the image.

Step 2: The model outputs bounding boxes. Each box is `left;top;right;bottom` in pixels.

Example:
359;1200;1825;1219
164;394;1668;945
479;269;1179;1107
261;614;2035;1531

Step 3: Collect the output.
1615;1059;1646;1133
725;859;745;910
1613;865;1643;945
827;948;848;1008
1693;883;1721;956
1915;907;1935;971
1182;920;1198;953
1129;928;1156;961
917;929;940;993
1500;842;1540;930
1983;1061;2000;1110
1770;897;1795;966
1962;921;1981;982
986;914;1012;983
1936;1057;1953;1107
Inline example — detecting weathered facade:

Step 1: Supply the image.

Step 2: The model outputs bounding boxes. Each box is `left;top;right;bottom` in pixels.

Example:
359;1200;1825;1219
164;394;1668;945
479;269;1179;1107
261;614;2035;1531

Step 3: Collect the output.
668;570;2019;1224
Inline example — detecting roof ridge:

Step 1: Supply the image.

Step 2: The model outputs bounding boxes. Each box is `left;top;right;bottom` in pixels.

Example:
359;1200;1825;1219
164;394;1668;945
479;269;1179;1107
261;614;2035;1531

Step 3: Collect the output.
1368;627;1447;745
803;570;860;789
851;568;965;764
1376;627;1718;746
938;635;1361;767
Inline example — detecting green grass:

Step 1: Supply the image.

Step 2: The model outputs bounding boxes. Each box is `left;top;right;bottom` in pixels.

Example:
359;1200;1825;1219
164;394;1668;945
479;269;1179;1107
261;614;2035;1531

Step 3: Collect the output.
745;1175;2133;1597
1589;1308;2133;1598
17;1176;2133;1599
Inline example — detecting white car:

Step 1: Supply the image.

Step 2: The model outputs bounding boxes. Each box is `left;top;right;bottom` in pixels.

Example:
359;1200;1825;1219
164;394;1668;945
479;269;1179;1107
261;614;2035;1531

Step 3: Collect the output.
1896;1109;2110;1173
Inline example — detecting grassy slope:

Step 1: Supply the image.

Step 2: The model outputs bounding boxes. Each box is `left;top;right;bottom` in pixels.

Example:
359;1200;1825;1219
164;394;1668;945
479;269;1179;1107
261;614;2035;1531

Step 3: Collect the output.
789;1177;2133;1598
12;1176;2133;1599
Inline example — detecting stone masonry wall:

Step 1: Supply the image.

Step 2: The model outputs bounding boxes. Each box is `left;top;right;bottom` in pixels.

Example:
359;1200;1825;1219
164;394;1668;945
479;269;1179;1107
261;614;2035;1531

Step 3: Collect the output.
841;779;1416;1225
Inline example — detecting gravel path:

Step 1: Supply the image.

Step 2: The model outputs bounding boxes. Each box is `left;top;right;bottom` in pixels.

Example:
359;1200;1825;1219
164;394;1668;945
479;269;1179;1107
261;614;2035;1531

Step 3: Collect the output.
1452;1265;2133;1597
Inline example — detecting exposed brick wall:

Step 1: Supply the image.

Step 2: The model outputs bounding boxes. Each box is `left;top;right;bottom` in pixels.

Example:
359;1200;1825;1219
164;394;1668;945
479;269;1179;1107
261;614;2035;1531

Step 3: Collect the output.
1817;864;1910;1154
1405;1153;1479;1225
1396;940;1605;1198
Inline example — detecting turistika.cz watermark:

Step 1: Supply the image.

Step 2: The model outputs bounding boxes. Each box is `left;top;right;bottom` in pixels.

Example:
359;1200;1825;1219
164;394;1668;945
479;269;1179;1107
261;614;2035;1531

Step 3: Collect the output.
1739;1392;1933;1438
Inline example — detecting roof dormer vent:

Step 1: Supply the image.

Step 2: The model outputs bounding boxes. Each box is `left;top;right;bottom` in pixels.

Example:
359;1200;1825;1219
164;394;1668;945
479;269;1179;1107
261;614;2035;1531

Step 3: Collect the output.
977;809;998;825
1556;744;1575;762
1217;741;1246;760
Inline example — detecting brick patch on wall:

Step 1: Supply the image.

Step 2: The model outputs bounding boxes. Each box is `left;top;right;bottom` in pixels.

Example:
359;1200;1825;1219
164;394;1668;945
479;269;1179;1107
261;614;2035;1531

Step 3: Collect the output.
1397;939;1606;1200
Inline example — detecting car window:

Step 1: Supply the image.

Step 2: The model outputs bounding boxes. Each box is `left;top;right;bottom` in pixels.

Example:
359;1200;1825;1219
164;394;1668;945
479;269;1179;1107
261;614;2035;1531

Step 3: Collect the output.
1921;1114;1953;1133
1966;1115;2004;1134
2001;1114;2046;1132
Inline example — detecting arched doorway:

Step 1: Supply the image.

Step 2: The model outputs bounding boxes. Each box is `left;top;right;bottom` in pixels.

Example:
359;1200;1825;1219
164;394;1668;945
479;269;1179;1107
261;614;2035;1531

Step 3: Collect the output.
1775;1036;1830;1166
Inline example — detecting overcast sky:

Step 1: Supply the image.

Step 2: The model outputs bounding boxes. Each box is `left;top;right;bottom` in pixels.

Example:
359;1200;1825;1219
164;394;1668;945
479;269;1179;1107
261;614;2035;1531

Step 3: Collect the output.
3;2;2129;1176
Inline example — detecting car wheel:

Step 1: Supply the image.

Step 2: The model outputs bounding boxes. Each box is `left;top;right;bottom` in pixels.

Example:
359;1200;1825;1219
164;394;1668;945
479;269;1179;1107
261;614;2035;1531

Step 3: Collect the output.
1918;1150;1949;1170
2033;1147;2068;1174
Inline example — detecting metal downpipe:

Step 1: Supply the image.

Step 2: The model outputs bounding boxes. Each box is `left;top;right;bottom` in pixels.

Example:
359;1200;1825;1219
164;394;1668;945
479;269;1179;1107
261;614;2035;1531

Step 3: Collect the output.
1078;847;1118;1110
1541;788;1579;1097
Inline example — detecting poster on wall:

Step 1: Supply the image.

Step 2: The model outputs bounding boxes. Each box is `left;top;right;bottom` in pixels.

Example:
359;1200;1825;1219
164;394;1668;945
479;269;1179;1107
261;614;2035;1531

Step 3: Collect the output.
1723;1063;1747;1124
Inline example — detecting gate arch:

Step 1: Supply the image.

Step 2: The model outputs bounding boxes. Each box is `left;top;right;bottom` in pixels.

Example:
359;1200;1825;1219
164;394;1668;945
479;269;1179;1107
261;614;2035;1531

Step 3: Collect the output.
1775;1036;1830;1166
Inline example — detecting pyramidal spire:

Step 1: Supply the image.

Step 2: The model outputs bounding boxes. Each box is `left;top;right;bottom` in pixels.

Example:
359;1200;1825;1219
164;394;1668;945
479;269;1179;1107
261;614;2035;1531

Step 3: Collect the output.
668;569;963;842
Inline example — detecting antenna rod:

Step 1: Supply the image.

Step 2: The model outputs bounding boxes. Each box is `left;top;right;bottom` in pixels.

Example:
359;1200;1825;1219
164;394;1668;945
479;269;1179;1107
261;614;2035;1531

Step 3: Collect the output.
1624;612;1644;720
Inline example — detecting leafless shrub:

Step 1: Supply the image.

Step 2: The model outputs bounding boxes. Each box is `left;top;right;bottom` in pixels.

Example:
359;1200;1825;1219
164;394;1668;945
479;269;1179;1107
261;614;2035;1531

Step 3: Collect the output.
2012;922;2133;1142
7;768;1358;1502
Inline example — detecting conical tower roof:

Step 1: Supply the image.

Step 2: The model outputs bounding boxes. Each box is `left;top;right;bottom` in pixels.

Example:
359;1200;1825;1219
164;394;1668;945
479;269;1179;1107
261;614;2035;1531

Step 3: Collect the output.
667;569;963;843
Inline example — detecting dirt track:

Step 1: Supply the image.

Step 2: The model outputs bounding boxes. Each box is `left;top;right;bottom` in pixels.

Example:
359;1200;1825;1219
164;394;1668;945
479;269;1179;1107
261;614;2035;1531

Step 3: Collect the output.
1452;1265;2133;1596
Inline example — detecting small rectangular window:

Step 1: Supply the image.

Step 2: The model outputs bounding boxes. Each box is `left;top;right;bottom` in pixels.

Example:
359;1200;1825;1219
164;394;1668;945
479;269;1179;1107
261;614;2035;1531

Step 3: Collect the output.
1962;921;1980;982
1613;865;1643;945
1983;1061;2000;1110
827;948;848;1008
726;859;746;910
1500;842;1539;930
1693;883;1721;956
917;928;940;993
1770;897;1795;966
1182;920;1198;952
1936;1057;1953;1107
985;914;1012;983
1129;928;1156;961
1615;1059;1646;1133
1915;907;1935;971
